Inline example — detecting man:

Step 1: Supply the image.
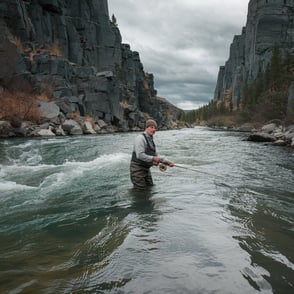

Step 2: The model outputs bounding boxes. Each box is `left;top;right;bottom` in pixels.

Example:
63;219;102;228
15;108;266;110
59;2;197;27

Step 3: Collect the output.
130;119;174;190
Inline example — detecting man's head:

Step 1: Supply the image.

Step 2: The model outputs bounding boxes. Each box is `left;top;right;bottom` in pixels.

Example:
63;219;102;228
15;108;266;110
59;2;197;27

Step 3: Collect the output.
145;119;157;136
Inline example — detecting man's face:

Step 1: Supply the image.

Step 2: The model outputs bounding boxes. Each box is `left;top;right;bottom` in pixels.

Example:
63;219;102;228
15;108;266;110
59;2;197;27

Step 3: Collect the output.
146;126;157;136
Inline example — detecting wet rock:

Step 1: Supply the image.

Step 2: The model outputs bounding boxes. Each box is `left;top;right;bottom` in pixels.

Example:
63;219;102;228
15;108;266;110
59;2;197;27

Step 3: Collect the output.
0;121;14;137
247;132;276;142
273;139;287;146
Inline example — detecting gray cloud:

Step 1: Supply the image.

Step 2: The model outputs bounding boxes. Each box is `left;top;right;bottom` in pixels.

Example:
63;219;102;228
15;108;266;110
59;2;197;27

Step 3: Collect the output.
108;0;249;109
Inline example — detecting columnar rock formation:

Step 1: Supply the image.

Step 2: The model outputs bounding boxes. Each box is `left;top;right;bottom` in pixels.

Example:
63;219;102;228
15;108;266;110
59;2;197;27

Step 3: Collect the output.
214;0;294;109
0;0;181;135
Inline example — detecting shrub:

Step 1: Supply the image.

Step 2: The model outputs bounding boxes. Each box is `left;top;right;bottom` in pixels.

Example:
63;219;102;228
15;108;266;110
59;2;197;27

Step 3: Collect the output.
0;90;40;123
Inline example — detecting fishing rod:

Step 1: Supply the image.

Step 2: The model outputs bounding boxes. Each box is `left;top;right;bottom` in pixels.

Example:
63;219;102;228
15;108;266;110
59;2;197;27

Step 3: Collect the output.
159;163;227;180
159;163;233;188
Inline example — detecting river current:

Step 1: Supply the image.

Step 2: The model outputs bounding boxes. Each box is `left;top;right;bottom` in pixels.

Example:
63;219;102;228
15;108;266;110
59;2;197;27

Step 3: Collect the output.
0;127;293;294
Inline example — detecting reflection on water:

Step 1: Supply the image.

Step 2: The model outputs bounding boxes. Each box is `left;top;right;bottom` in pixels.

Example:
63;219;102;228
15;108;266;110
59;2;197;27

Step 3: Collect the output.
0;128;293;293
228;184;294;292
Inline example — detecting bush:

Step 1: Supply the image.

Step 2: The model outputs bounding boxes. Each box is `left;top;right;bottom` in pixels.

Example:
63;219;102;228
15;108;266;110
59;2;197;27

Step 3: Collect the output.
0;90;40;123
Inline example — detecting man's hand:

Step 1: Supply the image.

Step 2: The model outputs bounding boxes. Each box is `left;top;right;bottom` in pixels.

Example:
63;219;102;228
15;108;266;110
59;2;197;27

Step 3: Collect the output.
152;156;161;165
167;160;175;167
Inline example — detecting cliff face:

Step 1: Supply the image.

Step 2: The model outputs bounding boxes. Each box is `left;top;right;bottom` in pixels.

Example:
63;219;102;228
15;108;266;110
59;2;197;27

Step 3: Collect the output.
214;0;294;109
0;0;180;131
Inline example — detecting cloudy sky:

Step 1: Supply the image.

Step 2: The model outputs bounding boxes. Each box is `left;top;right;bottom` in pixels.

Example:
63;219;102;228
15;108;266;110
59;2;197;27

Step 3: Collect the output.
108;0;249;110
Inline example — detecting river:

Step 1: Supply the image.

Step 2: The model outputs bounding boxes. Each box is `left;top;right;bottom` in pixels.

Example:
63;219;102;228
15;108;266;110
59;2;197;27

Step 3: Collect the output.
0;127;293;294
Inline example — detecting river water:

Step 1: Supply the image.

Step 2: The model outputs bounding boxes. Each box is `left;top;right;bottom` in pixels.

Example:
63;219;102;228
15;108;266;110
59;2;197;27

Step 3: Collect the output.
0;127;293;294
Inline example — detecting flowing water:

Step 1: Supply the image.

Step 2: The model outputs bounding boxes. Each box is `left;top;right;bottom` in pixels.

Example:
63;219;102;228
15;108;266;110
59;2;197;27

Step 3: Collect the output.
0;127;293;294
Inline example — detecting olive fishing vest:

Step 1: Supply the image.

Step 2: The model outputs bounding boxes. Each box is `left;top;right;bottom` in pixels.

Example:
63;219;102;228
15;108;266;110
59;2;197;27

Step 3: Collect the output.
131;133;156;168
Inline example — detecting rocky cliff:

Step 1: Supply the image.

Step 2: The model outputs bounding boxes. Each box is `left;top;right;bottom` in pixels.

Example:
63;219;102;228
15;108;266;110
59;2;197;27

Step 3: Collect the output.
0;0;181;136
214;0;294;110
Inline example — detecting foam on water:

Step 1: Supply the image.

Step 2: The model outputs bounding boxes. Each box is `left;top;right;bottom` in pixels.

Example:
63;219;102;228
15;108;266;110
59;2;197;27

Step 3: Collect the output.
0;180;37;192
0;152;130;194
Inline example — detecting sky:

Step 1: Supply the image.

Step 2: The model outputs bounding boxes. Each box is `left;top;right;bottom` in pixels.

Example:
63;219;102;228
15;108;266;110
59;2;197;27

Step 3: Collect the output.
108;0;249;110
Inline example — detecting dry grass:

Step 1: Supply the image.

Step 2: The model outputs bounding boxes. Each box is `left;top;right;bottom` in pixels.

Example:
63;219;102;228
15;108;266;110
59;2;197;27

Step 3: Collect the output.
28;39;63;63
0;90;40;122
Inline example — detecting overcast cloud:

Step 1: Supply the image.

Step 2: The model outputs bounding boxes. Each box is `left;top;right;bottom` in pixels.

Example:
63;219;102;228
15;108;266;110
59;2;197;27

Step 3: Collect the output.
108;0;249;110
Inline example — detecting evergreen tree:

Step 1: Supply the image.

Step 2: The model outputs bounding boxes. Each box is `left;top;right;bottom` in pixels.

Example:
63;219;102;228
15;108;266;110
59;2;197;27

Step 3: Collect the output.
111;14;118;26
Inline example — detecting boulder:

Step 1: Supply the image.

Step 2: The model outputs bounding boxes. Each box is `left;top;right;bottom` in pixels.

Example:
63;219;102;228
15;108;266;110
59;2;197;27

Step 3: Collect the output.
261;123;277;134
273;139;287;146
37;129;56;136
69;126;83;135
0;121;14;137
38;101;60;121
62;119;83;135
55;125;66;136
82;121;96;134
97;119;107;129
247;132;276;142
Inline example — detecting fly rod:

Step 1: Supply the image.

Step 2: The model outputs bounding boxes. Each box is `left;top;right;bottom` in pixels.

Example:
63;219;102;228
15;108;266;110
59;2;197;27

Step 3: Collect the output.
159;163;227;180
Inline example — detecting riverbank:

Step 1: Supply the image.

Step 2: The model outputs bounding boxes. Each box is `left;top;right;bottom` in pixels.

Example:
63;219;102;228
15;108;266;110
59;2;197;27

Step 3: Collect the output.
207;121;294;149
1;113;293;150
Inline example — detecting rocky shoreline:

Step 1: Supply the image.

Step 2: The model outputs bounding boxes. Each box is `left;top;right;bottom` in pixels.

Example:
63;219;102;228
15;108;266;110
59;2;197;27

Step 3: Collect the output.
246;122;294;148
213;121;294;149
0;98;183;138
1;108;294;152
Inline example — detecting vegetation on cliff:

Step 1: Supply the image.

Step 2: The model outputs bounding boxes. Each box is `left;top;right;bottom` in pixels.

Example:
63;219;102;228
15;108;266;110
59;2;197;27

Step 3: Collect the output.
179;45;294;127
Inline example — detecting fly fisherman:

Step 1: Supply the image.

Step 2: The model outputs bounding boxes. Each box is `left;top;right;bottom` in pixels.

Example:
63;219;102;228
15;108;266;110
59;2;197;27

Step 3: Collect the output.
130;119;174;190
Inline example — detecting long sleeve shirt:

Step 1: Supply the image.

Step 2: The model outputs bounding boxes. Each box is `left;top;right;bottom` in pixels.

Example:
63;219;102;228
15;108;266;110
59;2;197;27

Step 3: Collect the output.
133;131;168;164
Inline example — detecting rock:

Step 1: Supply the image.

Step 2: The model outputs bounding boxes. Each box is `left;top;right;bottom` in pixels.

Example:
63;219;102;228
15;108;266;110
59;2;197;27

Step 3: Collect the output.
287;82;294;118
97;119;107;129
10;116;22;128
93;123;101;133
37;129;56;136
69;126;83;135
14;127;27;137
285;125;294;142
261;123;277;134
82;121;96;134
286;124;294;133
55;125;66;136
273;139;287;146
0;121;14;137
247;132;276;142
96;71;113;78
62;119;83;135
38;101;60;121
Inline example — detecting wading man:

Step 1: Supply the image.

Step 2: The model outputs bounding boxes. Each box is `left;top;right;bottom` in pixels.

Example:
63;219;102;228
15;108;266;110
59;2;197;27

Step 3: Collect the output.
130;119;174;190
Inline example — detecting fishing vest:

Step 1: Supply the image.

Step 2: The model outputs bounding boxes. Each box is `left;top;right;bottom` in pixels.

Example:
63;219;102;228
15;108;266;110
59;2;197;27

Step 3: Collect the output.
131;133;156;168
